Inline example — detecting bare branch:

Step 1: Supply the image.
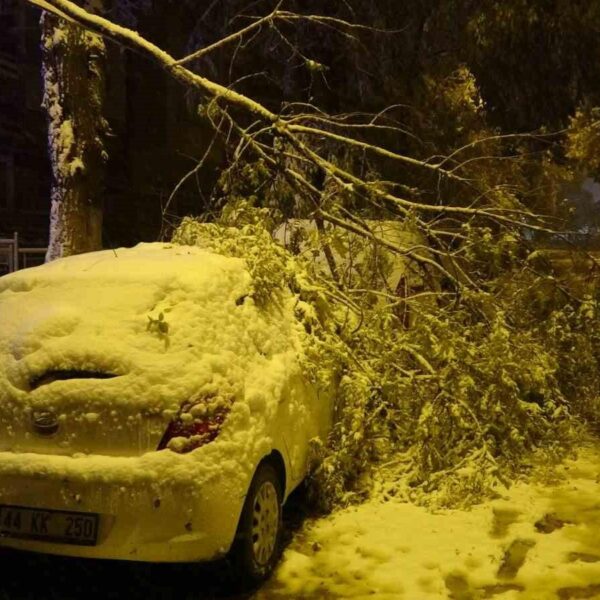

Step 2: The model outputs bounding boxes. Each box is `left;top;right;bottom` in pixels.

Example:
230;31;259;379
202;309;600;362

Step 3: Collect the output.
160;112;227;239
436;129;568;168
175;2;283;66
275;10;408;35
286;123;460;180
27;0;280;123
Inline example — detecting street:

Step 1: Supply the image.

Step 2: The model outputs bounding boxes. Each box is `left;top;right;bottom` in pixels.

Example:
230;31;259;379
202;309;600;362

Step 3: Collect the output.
0;550;252;600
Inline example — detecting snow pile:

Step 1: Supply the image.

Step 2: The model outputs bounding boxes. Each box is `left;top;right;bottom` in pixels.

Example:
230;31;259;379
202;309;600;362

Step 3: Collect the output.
262;443;600;599
0;243;306;490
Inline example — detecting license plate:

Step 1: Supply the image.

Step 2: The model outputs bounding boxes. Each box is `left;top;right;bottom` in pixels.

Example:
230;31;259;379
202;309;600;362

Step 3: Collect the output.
0;505;99;546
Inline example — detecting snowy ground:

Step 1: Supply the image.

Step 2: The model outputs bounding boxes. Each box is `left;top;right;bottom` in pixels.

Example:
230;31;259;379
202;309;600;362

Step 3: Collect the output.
2;443;600;599
257;442;600;600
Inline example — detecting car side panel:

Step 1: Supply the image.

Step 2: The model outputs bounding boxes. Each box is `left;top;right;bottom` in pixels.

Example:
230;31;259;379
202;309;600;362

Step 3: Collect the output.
273;374;334;489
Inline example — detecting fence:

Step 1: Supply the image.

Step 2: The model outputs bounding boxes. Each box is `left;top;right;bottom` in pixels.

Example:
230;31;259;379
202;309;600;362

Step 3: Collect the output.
0;232;47;275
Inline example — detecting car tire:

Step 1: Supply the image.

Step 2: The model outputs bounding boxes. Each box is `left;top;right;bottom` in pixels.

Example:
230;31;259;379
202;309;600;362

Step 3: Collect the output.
230;461;283;585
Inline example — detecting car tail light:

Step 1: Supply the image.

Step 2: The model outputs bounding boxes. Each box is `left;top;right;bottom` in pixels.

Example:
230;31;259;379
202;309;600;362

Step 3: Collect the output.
157;397;231;454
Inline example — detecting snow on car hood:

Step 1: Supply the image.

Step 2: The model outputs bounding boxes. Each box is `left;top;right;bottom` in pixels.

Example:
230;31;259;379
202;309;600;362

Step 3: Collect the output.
0;243;306;477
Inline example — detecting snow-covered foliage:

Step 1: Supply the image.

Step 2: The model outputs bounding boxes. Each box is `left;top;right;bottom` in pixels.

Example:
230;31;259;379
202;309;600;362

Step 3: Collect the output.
171;208;341;403
171;204;600;511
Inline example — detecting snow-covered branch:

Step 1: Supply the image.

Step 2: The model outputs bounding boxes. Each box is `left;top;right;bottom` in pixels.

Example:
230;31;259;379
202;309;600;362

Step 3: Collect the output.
25;0;559;290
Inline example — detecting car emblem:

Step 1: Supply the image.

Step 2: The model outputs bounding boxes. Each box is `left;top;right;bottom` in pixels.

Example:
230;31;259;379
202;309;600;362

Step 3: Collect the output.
32;410;59;436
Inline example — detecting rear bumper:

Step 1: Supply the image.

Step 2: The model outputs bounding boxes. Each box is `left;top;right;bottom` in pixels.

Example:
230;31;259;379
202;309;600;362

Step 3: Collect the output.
0;450;247;562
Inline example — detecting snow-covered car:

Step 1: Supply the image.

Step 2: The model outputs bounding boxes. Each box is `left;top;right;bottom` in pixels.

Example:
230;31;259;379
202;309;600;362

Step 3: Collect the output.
0;243;333;581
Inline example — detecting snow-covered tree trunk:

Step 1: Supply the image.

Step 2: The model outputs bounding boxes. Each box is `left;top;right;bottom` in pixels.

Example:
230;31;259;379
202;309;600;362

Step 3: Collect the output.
41;7;108;261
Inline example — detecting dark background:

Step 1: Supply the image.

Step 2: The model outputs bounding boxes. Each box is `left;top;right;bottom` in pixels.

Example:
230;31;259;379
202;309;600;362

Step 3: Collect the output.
3;0;600;248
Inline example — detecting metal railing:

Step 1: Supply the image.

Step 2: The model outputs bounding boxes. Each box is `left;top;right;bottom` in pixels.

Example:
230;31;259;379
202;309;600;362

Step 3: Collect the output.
0;232;47;275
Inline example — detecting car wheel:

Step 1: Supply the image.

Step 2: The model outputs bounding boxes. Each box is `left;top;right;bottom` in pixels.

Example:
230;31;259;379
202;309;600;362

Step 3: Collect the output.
230;461;283;584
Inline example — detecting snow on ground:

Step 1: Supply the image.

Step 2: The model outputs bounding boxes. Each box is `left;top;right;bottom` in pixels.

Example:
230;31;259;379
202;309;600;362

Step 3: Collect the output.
259;443;600;600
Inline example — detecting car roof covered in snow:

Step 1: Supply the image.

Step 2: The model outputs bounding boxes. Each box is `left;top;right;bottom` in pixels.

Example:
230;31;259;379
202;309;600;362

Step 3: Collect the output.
0;243;249;292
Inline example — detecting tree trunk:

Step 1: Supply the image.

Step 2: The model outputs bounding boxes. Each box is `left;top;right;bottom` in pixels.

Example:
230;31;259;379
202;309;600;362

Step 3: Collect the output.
41;7;108;261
